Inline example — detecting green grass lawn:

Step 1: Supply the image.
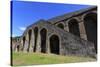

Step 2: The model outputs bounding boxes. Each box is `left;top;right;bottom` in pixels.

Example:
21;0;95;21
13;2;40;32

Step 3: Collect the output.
12;52;96;66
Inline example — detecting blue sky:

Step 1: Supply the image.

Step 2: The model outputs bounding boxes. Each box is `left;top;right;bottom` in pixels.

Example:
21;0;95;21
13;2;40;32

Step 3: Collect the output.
11;1;92;37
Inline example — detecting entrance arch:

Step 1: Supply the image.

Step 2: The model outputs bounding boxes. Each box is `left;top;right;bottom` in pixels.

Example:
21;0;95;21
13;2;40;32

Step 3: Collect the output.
84;12;97;52
40;28;47;53
68;19;80;37
49;35;60;54
17;44;20;52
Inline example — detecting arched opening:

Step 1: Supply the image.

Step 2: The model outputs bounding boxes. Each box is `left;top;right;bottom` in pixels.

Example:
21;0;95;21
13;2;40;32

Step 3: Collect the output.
17;45;20;52
22;36;25;51
50;35;59;54
57;23;64;29
84;13;97;52
27;29;32;52
40;28;47;53
68;19;80;37
33;27;38;52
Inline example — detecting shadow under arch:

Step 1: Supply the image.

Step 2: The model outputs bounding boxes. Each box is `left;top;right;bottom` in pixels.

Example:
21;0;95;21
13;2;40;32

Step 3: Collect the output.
83;12;97;53
49;34;60;54
27;29;32;52
33;27;38;52
40;28;47;53
68;19;80;37
57;23;64;29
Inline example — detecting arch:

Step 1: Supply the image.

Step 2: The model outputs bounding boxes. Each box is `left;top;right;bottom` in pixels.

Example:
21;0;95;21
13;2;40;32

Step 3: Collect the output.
27;29;32;52
83;12;97;52
68;19;80;37
40;28;47;53
33;27;38;52
17;44;20;52
22;36;25;50
49;34;60;54
57;23;64;29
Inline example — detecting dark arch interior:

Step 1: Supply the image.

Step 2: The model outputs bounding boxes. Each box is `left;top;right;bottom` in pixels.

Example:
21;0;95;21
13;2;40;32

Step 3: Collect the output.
68;19;80;37
57;23;64;29
84;13;97;52
40;28;47;53
17;45;20;52
22;36;25;51
50;35;59;54
33;27;38;52
27;30;32;52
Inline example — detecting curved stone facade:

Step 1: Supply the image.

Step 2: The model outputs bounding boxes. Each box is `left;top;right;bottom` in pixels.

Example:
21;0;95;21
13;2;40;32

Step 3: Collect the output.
12;6;97;58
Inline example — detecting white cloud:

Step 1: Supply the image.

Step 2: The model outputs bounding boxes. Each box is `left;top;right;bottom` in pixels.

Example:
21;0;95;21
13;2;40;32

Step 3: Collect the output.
19;27;26;31
12;34;17;37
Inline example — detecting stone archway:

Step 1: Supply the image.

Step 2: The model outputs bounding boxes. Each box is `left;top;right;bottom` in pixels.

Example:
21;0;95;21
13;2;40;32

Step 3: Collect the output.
68;19;80;37
17;44;20;52
57;23;64;29
84;12;97;52
27;29;32;52
22;36;25;50
40;28;47;53
33;27;38;52
49;35;59;54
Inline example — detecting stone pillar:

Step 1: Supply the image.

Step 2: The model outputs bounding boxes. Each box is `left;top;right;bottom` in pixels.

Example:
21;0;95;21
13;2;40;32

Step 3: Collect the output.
23;33;29;52
14;42;17;52
46;34;50;54
22;37;25;51
19;38;22;51
29;30;34;52
65;21;69;32
36;30;41;52
78;21;87;40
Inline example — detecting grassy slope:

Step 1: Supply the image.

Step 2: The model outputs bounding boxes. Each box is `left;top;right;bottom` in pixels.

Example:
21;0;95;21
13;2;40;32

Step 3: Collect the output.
12;52;96;66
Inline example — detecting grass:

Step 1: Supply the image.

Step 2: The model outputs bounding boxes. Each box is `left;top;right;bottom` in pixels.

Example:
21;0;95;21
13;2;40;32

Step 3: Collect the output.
12;52;96;66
